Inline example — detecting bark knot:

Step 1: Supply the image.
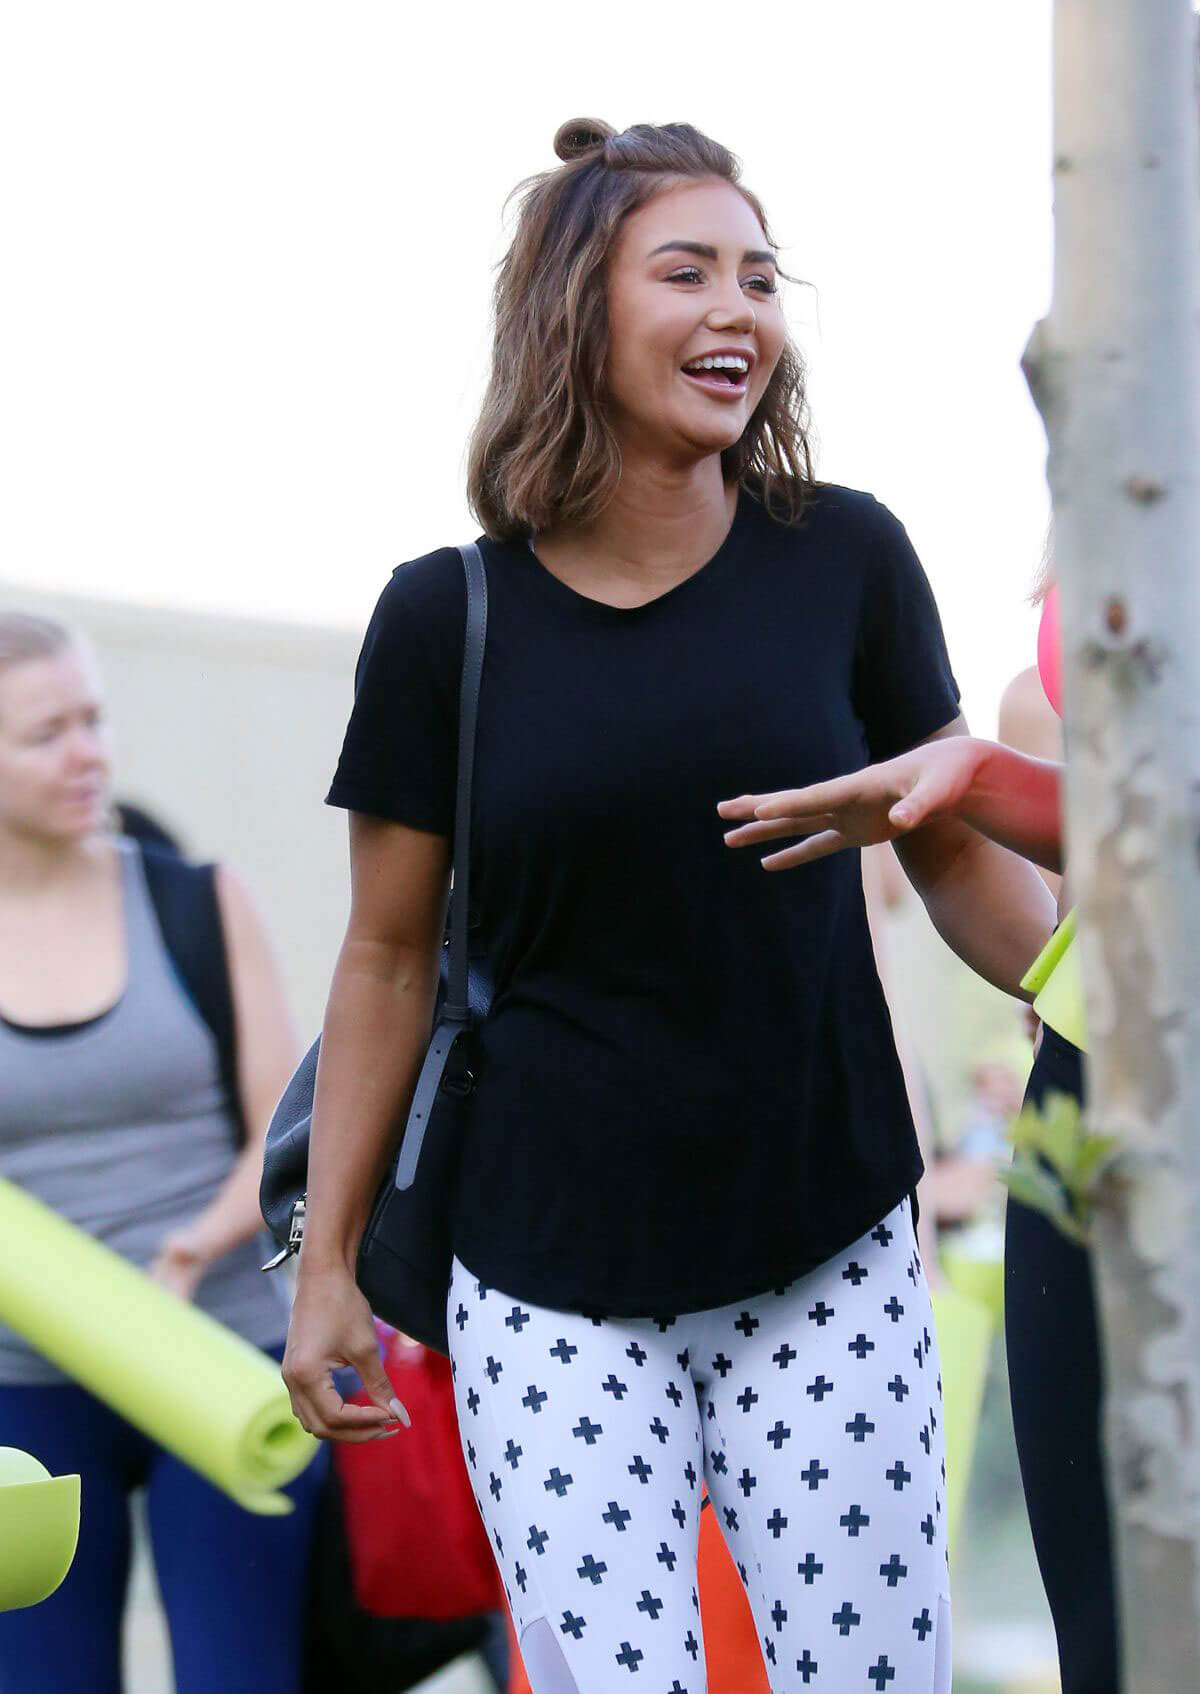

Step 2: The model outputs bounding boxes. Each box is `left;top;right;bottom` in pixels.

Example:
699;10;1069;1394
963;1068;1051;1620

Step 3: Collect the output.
1124;475;1166;505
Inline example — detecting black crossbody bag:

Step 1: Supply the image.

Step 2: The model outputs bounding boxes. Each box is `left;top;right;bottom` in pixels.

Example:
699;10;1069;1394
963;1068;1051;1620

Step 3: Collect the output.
259;542;492;1354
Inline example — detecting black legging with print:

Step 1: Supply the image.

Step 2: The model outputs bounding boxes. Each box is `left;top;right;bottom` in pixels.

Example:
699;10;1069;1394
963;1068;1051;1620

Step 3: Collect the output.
1004;1025;1118;1693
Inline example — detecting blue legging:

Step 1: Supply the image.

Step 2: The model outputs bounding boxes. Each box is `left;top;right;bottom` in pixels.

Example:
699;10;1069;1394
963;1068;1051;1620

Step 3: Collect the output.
0;1343;327;1694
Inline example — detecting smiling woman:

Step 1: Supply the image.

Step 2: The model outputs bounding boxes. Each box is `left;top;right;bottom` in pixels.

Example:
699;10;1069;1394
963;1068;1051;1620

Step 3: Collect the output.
466;117;813;543
278;116;1035;1694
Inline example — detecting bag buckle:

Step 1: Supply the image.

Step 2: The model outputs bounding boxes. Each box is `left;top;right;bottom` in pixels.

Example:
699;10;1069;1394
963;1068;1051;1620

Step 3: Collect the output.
439;1029;476;1098
261;1194;306;1272
440;1065;476;1099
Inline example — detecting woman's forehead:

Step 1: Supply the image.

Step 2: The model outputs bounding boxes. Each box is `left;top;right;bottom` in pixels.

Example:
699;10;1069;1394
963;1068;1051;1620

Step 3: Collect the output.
0;648;101;724
622;178;770;258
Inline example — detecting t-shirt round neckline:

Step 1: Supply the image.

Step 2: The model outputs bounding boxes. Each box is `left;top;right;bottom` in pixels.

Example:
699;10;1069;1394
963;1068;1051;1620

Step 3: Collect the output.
515;487;752;622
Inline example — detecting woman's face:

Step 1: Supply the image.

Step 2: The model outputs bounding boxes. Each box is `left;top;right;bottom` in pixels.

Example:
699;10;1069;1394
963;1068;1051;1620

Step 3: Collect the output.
0;642;112;842
605;177;787;469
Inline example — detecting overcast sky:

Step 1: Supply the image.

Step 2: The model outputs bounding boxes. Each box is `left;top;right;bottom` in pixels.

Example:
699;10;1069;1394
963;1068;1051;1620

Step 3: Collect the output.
0;1;1053;731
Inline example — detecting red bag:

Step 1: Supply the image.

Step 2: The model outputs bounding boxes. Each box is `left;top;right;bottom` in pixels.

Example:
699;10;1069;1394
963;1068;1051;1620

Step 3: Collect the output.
334;1331;502;1621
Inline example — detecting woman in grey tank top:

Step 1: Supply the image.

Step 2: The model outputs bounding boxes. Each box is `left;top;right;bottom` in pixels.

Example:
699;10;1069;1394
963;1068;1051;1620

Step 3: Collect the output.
0;613;324;1694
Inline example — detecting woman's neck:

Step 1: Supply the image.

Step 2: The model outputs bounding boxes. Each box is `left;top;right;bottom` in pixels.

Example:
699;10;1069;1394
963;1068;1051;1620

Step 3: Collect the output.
536;456;737;601
0;828;109;896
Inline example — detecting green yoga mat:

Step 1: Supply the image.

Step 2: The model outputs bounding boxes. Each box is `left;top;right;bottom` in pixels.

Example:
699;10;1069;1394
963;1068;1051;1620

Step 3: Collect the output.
0;1178;317;1514
1022;907;1088;1051
930;1286;994;1563
0;1447;80;1610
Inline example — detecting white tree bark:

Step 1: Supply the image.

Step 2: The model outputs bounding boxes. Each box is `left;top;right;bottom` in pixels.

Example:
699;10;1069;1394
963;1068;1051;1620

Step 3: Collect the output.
1022;3;1200;1684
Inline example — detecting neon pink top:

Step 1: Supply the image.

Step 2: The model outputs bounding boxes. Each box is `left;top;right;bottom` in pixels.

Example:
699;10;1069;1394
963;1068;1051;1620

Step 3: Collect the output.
1037;583;1061;716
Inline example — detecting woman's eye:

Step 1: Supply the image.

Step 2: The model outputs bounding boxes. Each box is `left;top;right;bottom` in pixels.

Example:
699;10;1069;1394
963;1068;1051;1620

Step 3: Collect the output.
666;267;705;285
745;275;778;295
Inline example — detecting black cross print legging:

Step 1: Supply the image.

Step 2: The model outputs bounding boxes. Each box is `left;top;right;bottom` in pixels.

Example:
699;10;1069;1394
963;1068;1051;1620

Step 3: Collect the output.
1005;1026;1119;1693
447;1199;952;1692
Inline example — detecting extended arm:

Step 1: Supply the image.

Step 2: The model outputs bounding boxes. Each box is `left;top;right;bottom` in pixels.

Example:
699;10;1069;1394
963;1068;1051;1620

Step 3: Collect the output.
719;728;1064;874
955;741;1063;875
720;717;1059;998
893;762;1057;999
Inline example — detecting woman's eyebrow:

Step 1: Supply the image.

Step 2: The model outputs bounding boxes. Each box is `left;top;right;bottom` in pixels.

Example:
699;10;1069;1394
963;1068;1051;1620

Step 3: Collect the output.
647;240;776;264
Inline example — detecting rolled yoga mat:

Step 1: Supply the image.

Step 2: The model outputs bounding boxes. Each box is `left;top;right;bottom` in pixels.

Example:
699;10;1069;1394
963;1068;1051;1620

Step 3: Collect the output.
1022;907;1088;1052
0;1447;80;1610
0;1178;316;1514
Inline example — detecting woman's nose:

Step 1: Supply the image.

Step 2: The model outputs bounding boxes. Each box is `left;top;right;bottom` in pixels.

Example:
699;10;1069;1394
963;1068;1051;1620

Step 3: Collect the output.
706;299;757;336
65;724;108;769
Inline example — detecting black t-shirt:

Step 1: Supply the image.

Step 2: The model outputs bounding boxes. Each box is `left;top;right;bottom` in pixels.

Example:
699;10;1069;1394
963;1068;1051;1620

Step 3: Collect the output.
327;484;960;1316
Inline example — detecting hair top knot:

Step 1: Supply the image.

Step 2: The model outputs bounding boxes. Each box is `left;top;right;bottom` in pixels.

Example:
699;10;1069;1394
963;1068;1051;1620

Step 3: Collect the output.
553;118;616;163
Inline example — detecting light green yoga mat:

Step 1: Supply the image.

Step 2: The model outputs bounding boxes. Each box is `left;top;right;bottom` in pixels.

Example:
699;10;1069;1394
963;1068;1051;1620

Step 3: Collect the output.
930;1286;994;1563
1022;907;1088;1051
0;1447;80;1610
0;1178;317;1514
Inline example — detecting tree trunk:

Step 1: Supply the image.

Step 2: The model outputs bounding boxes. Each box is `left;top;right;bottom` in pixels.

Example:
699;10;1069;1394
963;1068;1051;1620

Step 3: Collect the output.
1021;2;1200;1685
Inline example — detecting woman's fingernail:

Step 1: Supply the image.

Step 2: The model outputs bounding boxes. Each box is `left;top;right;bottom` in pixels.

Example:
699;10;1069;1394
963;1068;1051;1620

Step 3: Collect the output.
371;1428;400;1440
389;1397;411;1427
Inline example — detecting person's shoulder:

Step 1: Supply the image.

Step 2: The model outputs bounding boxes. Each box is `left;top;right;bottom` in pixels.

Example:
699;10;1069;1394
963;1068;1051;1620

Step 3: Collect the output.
998;664;1063;760
382;543;470;614
749;480;892;543
746;485;909;588
362;543;471;652
808;483;905;541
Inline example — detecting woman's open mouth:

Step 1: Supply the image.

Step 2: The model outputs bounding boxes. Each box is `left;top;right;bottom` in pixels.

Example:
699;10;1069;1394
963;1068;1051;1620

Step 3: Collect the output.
680;352;751;400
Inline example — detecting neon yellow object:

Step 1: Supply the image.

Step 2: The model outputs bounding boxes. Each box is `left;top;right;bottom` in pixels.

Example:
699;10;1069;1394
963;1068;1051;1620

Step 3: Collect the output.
0;1179;316;1514
940;1246;1004;1327
930;1287;993;1563
0;1447;80;1610
1021;908;1087;1051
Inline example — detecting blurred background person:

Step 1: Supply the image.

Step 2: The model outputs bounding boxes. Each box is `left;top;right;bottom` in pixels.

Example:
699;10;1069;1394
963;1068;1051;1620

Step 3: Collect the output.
999;570;1117;1694
0;611;324;1694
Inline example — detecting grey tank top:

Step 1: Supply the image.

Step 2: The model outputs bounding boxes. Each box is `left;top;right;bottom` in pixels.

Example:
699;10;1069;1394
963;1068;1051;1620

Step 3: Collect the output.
0;838;288;1384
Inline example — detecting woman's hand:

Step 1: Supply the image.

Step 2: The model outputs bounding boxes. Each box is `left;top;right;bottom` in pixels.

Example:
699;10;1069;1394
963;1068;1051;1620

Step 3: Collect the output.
281;1265;411;1444
147;1221;220;1302
718;737;988;870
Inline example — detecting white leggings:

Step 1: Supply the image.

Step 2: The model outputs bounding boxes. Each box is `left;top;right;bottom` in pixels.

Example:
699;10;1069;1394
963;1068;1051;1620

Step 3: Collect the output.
448;1200;951;1692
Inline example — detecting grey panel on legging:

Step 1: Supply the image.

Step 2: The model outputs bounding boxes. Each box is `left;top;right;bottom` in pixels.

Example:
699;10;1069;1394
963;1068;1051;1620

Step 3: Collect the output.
520;1618;580;1693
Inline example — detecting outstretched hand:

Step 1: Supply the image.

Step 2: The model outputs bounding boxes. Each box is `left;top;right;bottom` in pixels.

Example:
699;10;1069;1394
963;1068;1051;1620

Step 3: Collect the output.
718;737;985;870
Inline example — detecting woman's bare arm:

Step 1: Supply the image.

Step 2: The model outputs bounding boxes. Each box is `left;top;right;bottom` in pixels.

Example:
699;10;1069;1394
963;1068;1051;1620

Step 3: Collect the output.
997;665;1064;902
721;717;1058;999
301;814;450;1271
282;813;451;1442
720;726;1064;875
148;865;298;1298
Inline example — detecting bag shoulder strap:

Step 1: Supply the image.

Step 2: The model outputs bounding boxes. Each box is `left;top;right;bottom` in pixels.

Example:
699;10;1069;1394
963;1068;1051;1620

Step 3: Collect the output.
442;541;488;1021
138;840;248;1147
391;543;487;1191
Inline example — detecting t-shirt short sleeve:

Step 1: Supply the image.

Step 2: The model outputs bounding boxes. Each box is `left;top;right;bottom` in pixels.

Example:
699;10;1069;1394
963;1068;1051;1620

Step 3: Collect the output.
852;499;961;761
325;559;460;834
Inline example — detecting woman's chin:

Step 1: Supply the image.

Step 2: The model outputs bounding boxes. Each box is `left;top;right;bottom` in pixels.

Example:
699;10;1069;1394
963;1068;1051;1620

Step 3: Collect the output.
46;804;108;843
668;412;748;462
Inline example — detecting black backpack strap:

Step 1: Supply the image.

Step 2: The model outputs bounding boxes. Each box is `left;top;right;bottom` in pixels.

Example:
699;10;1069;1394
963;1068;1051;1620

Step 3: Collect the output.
393;542;487;1190
137;840;248;1147
442;541;488;1021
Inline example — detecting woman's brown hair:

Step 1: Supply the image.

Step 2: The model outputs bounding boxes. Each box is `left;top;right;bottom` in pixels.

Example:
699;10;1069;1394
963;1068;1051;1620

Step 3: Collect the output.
467;118;816;541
